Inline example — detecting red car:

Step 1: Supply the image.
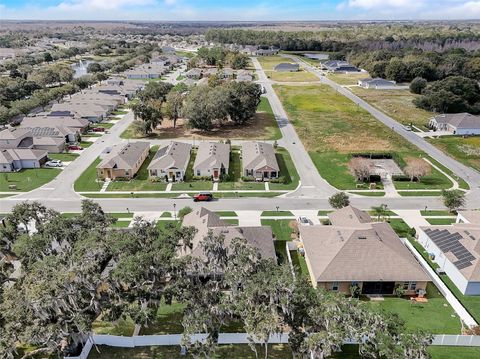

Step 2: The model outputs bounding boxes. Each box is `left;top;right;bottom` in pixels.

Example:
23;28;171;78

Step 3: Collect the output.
92;127;105;132
193;192;213;202
68;145;83;151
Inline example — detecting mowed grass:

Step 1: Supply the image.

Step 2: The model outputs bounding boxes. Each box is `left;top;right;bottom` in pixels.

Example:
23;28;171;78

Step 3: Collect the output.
257;55;288;70
267;70;319;82
48;153;79;162
351;87;436;128
261;219;297;242
365;283;461;334
274;84;432;190
106;146;168;192
427;136;480;172
74;158;103;192
0;168;61;192
327;72;367;85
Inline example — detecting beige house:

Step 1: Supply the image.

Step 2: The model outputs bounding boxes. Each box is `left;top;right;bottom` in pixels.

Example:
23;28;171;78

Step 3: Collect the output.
193;142;230;181
241;142;279;181
148;141;192;182
96;142;150;180
299;206;429;296
181;208;276;262
0;128;32;149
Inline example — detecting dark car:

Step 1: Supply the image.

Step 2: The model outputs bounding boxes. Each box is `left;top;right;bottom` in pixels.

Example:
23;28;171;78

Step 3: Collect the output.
92;127;106;132
193;192;213;202
68;145;83;151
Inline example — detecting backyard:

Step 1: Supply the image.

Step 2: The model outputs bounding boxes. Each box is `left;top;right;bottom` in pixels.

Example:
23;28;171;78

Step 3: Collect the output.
428;135;480;172
274;84;451;191
121;97;281;141
0;168;61;192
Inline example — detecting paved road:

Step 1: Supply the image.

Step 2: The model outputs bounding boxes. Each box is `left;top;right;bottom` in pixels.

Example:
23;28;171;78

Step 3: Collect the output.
251;57;336;198
284;54;480;207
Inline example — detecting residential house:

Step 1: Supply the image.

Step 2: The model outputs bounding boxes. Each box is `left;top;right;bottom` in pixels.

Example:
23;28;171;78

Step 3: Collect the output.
358;78;397;89
0;148;48;172
193;142;230;181
185;68;202;80
21;116;89;136
429;113;480;135
241;142;279;181
417;211;480;295
49;103;107;122
0;128;33;149
124;63;167;79
255;48;280;56
323;60;360;73
274;63;300;72
148;141;192;182
181;208;276;262
299;206;430;295
32;137;65;153
96;142;150;180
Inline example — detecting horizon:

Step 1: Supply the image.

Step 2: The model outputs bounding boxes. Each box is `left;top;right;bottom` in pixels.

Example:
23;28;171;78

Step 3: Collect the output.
2;1;480;21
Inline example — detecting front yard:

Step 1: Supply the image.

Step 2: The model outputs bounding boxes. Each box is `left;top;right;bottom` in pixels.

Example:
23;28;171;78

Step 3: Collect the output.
0;168;61;192
274;84;451;191
427;135;480;173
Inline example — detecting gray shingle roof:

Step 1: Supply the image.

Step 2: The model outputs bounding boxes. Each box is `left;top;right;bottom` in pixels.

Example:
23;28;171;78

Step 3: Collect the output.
433;113;480;130
97;142;149;170
193;142;230;172
242;142;279;173
148;141;192;172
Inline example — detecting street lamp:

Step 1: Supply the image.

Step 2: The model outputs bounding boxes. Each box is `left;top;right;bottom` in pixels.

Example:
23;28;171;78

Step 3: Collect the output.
276;206;279;212
425;205;428;214
126;207;130;214
130;192;134;199
173;203;177;220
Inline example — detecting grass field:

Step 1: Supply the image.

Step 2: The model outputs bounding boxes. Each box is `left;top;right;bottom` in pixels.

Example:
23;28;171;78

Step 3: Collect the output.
257;55;288;70
427;136;480;172
121;97;281;141
0;168;61;192
327;72;367;85
267;69;319;82
351;87;435;128
365;283;461;334
349;191;385;196
274;84;448;190
74;158;103;192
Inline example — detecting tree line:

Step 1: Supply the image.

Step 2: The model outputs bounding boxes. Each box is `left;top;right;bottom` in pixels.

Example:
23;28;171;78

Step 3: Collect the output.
0;201;432;359
131;80;262;136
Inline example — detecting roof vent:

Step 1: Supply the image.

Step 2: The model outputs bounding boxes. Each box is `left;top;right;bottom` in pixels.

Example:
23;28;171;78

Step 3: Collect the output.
358;236;367;240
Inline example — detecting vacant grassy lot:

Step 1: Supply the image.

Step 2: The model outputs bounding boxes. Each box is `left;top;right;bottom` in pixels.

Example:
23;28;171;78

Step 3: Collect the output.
267;69;319;82
275;84;448;190
428;135;480;172
351;87;435;128
0;168;61;192
121;97;281;141
327;72;367;85
257;55;288;70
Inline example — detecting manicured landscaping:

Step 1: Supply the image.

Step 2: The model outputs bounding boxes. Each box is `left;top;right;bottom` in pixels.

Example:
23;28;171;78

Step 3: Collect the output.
269;147;300;190
215;211;237;217
267;69;319;82
426;218;456;225
427;346;480;359
388;218;412;238
261;219;297;242
349;191;385;196
351;87;435;128
160;212;172;217
427;135;480;173
74;158;103;192
365;283;461;334
48;153;79;162
426;156;469;190
318;210;333;216
398;191;443;196
171;150;213;191
421;210;454;216
0;168;61;192
392;167;453;190
261;210;294;217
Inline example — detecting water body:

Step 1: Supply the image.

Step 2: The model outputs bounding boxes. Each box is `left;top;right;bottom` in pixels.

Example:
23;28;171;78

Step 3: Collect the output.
71;59;93;78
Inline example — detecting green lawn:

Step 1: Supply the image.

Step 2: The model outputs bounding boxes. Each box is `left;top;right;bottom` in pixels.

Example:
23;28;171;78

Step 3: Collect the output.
92;316;135;336
426;218;456;225
261;219;297;242
257;55;289;71
318;210;333;216
111;110;128;115
421;210;454;216
160;212;172;218
110;221;131;228
393;167;453;190
171;150;213;191
48;153;79;162
266;69;319;82
365;283;461;334
61;212;133;219
156;221;178;230
95;122;114;129
106;146;168;192
74;158;103;192
408;237;480;322
398;191;443;196
218;148;265;191
269;147;300;190
349;191;385;196
0;168;61;192
256;97;282;140
274;84;451;191
427;135;480;173
224;218;239;225
215;211;237;217
327;72;367;86
426;156;469;190
387;218;412;238
290;250;310;278
140;302;186;335
82;192;282;199
427;346;480;359
261;211;294;217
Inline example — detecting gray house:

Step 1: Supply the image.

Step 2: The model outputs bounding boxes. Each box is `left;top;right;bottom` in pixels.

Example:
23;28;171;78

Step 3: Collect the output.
242;142;279;181
193;142;230;181
358;78;397;89
274;63;299;72
0;149;48;172
429;113;480;135
323;60;360;73
148;141;192;182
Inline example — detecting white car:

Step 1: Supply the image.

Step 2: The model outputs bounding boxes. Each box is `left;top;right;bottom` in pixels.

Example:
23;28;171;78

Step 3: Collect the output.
45;159;63;167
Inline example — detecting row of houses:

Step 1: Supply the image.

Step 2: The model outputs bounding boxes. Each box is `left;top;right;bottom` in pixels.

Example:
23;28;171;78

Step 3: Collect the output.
125;55;183;79
96;141;280;183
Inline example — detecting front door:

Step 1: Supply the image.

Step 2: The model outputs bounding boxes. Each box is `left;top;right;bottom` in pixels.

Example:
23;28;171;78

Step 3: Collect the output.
213;170;219;178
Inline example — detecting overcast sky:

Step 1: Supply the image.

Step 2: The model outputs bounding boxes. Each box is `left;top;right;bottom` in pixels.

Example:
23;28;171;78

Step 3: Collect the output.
1;1;480;21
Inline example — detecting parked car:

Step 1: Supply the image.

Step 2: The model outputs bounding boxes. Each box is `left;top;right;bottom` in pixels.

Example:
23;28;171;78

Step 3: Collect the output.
298;216;312;225
45;159;63;167
92;127;105;132
68;145;83;151
193;192;214;202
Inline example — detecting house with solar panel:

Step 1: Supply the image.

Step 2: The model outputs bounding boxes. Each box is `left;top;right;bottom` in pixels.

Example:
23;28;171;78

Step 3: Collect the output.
417;210;480;295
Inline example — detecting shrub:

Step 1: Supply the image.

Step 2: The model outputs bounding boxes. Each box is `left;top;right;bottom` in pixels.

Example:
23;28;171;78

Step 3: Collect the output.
410;77;427;94
241;176;255;182
178;206;193;219
270;176;286;184
192;175;212;181
394;285;406;298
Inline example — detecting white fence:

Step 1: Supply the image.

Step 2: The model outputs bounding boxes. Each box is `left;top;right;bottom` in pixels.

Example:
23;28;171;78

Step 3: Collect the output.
66;333;480;359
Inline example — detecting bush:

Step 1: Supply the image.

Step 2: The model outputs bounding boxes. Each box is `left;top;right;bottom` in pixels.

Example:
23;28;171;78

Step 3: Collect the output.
192;175;212;181
241;176;255;182
270;176;286;184
149;176;164;183
178;206;193;219
394;285;406;298
410;77;427;94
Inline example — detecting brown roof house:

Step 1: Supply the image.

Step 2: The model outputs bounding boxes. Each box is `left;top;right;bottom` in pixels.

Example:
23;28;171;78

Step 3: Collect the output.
193;142;230;181
96;142;150;180
299;206;429;296
181;208;276;263
148;141;192;182
242;142;279;181
418;211;480;295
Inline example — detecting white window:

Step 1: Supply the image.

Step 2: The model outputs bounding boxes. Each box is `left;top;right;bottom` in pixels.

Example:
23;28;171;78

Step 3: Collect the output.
410;282;417;290
331;282;339;292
